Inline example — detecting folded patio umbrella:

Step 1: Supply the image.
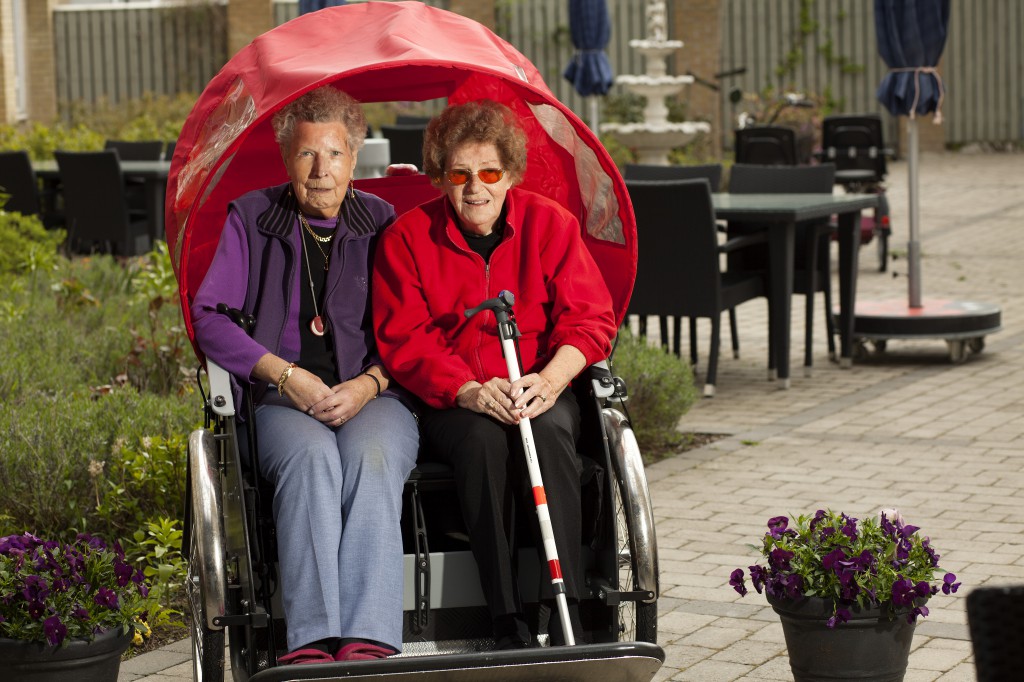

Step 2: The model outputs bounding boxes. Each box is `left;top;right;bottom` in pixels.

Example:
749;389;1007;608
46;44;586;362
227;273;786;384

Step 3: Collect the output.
874;0;949;307
563;0;614;131
853;0;1000;359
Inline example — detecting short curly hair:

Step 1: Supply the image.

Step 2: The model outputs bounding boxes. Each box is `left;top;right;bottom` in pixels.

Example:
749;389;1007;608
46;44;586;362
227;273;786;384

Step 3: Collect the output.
272;86;367;156
422;100;527;185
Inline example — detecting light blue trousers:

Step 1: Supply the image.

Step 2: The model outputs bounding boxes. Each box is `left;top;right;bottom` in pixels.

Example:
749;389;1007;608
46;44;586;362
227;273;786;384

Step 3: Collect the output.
255;396;418;652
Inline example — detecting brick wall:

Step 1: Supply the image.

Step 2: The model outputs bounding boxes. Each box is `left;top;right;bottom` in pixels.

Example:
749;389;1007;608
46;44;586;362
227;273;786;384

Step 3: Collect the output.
25;0;58;122
0;0;15;123
674;0;722;157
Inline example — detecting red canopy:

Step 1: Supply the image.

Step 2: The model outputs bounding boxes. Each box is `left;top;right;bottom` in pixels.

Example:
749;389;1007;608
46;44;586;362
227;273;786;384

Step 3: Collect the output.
167;1;635;352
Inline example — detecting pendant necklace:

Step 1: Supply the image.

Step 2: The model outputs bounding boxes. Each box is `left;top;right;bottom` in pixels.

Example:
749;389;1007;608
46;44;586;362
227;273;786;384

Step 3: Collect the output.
298;211;337;337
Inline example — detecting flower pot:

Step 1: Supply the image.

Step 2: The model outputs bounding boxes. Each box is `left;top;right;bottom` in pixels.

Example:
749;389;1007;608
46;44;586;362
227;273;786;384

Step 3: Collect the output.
0;627;131;682
768;594;917;682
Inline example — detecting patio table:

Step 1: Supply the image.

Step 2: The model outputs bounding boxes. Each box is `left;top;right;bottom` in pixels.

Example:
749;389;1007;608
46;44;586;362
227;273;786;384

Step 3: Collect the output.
712;192;879;387
34;159;171;245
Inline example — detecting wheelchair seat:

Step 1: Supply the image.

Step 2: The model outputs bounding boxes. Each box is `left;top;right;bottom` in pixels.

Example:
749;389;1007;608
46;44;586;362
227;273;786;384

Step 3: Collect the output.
186;356;659;679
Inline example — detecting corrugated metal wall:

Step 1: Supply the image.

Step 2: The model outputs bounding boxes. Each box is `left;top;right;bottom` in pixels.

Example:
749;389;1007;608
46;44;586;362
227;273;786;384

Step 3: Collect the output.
52;0;1024;147
720;0;1024;147
54;1;228;108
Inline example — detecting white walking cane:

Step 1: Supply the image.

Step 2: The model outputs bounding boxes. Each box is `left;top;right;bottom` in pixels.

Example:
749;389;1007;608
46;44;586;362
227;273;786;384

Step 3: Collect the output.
465;290;575;647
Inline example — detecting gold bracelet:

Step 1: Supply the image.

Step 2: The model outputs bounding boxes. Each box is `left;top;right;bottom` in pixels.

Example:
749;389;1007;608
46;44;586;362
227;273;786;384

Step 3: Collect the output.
277;363;297;396
361;371;381;398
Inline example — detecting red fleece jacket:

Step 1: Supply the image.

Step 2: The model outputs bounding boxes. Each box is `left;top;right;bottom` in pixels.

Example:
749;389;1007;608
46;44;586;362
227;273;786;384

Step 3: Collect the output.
373;187;615;409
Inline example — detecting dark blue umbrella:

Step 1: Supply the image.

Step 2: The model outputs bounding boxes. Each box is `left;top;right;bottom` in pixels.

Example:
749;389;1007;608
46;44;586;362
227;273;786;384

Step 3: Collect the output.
298;0;346;15
563;0;614;130
875;0;950;120
873;0;950;307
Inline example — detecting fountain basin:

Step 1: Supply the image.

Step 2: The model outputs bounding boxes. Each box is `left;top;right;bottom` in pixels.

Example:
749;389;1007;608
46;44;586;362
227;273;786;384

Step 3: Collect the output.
600;122;711;165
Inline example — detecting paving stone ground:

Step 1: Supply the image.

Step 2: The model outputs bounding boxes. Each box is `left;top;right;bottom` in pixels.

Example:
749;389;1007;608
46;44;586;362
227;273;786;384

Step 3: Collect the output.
120;150;1024;681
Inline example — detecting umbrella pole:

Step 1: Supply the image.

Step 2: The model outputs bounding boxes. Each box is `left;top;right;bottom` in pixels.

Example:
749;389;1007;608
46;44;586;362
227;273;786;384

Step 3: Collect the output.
907;116;923;308
589;96;600;133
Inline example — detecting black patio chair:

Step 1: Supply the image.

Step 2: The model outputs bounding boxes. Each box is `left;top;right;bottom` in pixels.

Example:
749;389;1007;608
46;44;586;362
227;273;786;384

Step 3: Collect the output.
728;163;838;374
164;140;177;162
967;585;1024;681
623;163;723;191
0;150;43;216
380;124;427;170
734;126;798;166
820;114;894;272
820;114;890;187
55;150;150;256
103;139;165;161
626;178;768;397
104;140;165;213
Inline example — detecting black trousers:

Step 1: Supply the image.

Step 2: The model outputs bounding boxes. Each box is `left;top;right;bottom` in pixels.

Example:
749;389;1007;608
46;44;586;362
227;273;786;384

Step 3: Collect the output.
421;391;583;624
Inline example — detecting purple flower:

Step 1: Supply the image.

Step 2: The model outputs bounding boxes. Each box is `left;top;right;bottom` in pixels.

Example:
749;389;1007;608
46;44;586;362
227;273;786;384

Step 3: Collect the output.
72;606;90;620
822;548;847;573
900;524;920;539
94;587;119;610
840;514;858;539
729;568;748;596
826;608;851;629
781;573;804;600
27;601;46;620
114;560;133;587
767;516;789;539
749;565;768;594
891;577;916;607
768;548;794;572
809;509;828;531
942;573;960;595
44;615;67;646
908;605;930;623
22;575;50;604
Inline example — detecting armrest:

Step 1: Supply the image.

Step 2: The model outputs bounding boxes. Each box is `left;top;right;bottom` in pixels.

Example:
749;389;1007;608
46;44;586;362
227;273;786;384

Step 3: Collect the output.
206;358;236;418
719;231;769;253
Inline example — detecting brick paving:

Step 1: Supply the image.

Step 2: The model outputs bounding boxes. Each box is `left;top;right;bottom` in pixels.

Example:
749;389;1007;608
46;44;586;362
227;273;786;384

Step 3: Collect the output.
120;150;1023;681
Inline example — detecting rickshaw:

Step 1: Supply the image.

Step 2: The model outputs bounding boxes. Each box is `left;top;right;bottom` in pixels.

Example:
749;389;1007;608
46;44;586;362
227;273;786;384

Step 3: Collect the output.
166;3;660;680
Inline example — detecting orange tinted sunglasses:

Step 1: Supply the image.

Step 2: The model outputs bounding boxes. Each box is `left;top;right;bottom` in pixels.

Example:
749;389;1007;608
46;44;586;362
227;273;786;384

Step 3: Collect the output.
445;168;505;185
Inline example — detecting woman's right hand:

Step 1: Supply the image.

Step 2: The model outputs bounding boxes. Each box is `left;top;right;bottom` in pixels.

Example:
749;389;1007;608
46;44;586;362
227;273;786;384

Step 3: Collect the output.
254;353;333;417
456;378;518;425
281;367;335;417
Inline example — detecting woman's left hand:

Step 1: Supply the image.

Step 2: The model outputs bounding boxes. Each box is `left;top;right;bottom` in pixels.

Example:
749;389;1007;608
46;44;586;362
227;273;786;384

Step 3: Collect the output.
307;375;376;428
511;372;557;419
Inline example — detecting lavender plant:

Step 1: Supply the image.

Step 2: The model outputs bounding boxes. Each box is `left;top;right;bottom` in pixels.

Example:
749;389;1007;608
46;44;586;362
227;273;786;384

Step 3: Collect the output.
0;532;150;646
730;509;960;628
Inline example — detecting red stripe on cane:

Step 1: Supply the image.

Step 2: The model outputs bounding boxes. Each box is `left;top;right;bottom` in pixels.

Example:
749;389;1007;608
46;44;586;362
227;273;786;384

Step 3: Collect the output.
533;486;547;506
548;560;563;580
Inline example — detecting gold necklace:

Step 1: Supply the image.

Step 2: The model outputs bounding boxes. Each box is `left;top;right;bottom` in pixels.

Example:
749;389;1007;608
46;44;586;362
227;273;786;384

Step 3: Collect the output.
297;213;332;264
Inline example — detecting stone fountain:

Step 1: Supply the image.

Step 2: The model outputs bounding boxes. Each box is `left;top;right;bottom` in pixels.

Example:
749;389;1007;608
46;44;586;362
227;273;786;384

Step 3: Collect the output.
601;0;710;165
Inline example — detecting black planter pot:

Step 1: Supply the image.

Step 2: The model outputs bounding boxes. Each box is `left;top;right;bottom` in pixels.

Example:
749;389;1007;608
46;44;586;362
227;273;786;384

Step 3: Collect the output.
768;594;917;682
0;627;131;682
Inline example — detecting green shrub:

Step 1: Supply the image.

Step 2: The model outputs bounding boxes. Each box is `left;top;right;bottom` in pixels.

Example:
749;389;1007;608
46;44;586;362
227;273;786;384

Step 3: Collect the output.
62;92;195;143
0;242;199;538
609;330;698;456
0;208;65;277
0;121;104;160
0;92;193;159
0;387;196;538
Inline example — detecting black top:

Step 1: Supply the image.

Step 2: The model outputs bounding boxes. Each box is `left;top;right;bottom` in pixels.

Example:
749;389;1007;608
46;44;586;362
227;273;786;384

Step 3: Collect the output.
297;217;339;385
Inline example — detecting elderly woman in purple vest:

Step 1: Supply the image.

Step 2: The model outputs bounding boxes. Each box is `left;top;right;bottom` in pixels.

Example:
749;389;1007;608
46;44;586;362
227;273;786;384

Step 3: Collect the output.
190;86;418;665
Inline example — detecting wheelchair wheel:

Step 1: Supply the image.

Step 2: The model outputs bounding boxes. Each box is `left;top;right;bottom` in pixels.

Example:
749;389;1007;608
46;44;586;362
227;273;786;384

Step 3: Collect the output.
603;408;658;644
188;521;225;682
187;428;227;682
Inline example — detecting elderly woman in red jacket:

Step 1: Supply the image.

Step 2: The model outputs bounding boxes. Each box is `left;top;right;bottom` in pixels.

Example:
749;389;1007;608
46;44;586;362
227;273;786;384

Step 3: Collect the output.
373;99;616;649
